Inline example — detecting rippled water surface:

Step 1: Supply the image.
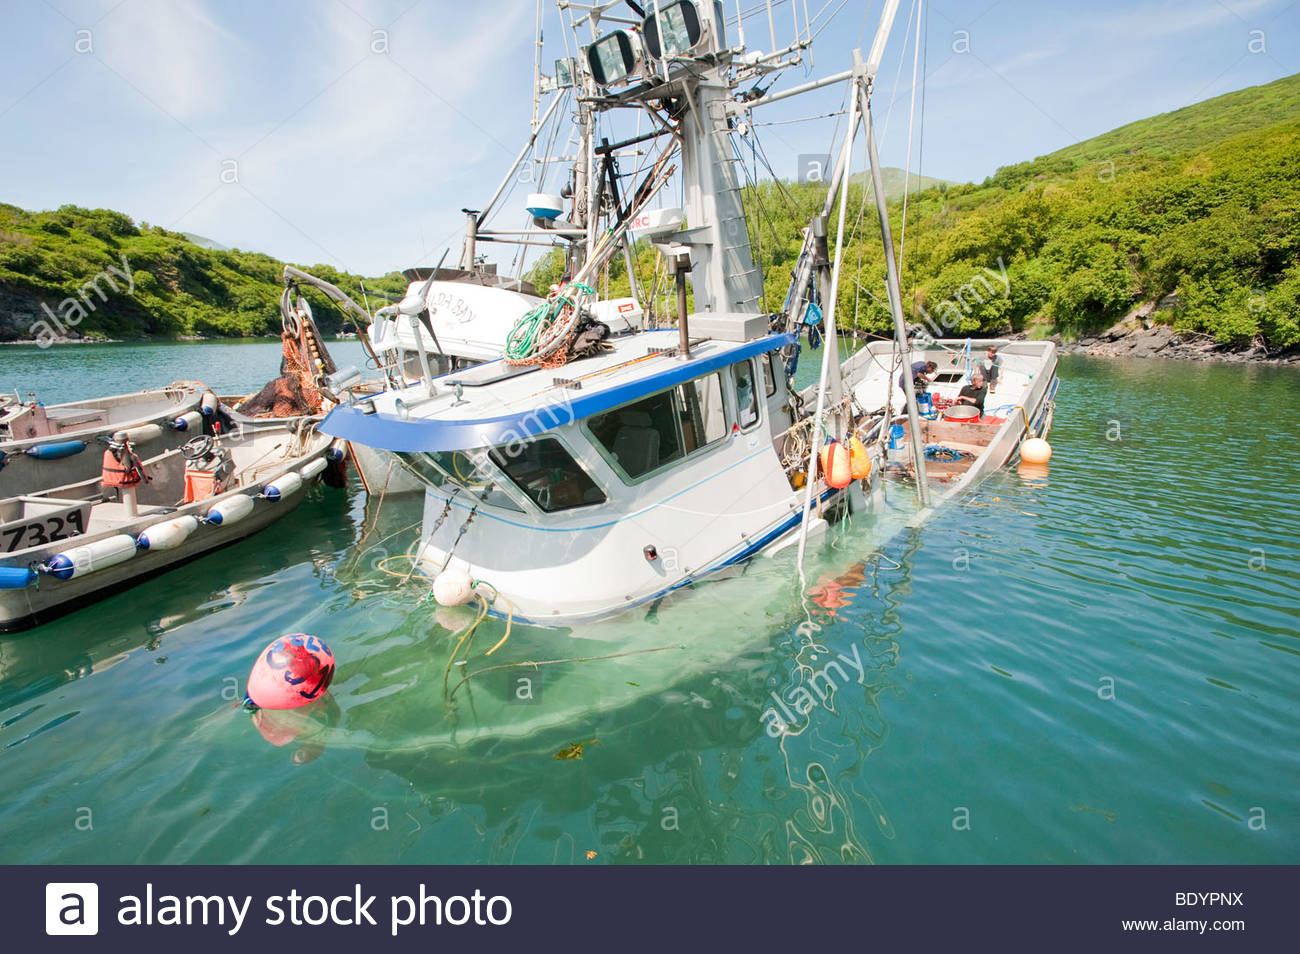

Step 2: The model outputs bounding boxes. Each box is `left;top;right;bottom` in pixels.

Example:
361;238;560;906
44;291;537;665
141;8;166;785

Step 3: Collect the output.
0;343;1296;864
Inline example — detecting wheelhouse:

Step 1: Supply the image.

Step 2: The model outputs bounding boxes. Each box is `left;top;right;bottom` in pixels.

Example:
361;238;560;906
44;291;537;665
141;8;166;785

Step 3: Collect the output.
337;330;797;521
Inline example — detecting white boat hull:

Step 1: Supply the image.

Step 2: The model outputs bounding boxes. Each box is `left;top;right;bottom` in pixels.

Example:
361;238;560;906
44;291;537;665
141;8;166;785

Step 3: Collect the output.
0;426;334;632
0;386;206;498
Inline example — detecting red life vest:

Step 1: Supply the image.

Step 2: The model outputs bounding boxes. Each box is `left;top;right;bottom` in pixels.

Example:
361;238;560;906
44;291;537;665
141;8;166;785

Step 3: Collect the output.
101;444;144;487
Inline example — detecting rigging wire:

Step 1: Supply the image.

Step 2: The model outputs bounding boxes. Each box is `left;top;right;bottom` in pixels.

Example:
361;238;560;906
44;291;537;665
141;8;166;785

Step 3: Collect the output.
898;0;923;279
750;109;847;127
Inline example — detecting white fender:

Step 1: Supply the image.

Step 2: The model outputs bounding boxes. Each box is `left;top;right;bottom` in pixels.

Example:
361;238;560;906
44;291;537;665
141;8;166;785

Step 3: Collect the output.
136;514;200;551
298;458;327;480
200;391;220;418
261;472;303;501
113;422;164;445
204;494;255;526
44;534;138;580
171;410;203;432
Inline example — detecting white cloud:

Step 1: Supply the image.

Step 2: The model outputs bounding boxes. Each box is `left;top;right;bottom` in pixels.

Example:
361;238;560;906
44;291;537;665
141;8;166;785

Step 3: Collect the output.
1106;0;1281;38
146;0;544;272
93;0;245;124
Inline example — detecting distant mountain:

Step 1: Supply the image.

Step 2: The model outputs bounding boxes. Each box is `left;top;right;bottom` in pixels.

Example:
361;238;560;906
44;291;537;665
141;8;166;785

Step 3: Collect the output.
181;232;230;252
848;167;955;201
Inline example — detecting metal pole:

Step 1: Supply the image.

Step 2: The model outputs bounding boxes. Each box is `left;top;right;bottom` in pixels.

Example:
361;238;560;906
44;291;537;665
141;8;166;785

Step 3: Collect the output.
674;267;690;357
622;234;643;306
461;210;478;269
860;77;930;506
795;79;860;572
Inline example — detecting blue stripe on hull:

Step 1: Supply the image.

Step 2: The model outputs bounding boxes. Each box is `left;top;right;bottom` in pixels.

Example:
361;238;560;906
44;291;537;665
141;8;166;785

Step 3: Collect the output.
322;333;796;453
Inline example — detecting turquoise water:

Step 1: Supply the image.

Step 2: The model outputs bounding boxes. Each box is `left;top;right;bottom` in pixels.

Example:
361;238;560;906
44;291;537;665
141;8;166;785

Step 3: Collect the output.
0;345;1296;864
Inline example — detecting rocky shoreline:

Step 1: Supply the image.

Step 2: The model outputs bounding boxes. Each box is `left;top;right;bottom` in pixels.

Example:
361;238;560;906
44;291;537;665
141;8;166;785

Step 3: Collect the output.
1048;302;1299;365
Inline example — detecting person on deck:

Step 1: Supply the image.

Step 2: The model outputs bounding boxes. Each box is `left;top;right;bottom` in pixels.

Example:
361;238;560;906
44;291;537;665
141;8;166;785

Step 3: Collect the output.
898;360;938;394
979;345;1001;389
955;371;988;414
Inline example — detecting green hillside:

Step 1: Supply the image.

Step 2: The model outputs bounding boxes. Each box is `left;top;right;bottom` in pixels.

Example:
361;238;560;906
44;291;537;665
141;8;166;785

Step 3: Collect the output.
572;72;1300;350
791;72;1300;348
1016;72;1300;175
4;73;1298;349
0;205;405;342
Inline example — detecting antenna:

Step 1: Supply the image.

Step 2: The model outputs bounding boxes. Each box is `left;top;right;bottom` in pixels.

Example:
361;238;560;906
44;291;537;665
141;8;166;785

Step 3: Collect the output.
532;0;544;131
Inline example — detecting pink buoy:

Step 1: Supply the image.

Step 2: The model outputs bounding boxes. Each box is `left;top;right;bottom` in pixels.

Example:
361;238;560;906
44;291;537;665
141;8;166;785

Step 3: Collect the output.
244;633;335;710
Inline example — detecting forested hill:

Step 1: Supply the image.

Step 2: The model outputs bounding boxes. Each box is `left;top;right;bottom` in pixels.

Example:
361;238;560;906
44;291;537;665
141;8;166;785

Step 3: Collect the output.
0;206;405;342
730;71;1300;349
4;73;1298;348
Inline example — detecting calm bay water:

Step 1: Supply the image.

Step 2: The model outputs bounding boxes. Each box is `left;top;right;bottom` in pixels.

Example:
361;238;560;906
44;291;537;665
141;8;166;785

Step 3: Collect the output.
0;342;1296;864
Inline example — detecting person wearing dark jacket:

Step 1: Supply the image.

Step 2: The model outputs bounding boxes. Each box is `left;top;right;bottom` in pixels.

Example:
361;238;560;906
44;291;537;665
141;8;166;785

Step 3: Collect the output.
898;360;937;393
955;371;988;414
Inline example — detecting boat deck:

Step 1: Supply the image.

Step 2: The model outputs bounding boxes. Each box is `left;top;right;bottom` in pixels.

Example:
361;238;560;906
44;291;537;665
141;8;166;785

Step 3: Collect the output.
324;327;794;453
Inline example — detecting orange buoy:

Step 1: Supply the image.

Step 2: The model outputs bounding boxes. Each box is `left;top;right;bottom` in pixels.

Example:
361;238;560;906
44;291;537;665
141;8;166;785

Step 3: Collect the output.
819;440;853;489
847;435;872;480
1020;437;1053;464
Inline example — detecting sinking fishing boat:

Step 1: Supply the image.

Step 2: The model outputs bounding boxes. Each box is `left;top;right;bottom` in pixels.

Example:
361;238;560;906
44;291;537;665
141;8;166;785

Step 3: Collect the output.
321;0;1058;630
0;417;338;632
0;384;214;499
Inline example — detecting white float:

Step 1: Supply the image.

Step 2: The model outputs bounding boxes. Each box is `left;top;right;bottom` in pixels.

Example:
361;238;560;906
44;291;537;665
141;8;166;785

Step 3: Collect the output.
171;410;203;432
204;494;256;526
433;568;475;606
136;515;200;551
261;472;303;501
113;422;164;445
44;534;138;580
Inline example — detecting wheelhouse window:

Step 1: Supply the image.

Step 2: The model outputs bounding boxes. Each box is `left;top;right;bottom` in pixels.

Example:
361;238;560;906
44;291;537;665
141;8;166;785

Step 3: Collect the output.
488;437;605;512
678;372;727;451
763;352;779;396
586;389;681;480
395;450;523;512
586;371;728;482
731;360;760;430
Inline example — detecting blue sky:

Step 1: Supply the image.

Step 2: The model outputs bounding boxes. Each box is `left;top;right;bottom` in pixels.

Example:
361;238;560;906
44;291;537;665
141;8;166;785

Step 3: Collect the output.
1;0;1296;276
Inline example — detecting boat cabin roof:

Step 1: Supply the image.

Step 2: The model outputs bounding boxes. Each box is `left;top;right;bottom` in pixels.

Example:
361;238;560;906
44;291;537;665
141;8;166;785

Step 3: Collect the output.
322;328;793;453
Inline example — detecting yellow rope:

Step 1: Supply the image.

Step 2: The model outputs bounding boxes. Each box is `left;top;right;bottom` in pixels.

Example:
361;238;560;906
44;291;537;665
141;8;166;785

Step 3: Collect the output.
471;582;513;656
442;593;489;694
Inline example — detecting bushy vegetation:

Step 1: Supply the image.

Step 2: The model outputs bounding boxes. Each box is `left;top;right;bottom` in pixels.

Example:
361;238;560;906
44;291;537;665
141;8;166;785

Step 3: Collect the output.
0;204;406;341
533;72;1300;350
5;75;1298;349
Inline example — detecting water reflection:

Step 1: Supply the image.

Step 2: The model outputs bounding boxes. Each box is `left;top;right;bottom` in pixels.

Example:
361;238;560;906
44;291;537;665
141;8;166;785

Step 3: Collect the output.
333;519;921;865
250;694;342;764
770;529;919;863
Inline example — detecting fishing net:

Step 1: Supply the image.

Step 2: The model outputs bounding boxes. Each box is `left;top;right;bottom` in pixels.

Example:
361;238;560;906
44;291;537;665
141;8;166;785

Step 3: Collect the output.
504;282;594;367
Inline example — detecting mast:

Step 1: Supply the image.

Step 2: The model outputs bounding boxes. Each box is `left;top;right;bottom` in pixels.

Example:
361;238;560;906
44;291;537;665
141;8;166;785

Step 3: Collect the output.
676;77;765;312
857;49;931;506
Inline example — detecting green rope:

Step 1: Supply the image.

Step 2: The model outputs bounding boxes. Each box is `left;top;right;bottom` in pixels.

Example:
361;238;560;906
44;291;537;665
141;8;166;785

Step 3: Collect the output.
504;282;594;360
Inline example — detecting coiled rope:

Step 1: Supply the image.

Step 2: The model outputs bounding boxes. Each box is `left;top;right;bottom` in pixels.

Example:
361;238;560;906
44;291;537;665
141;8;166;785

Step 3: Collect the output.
504;281;595;365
